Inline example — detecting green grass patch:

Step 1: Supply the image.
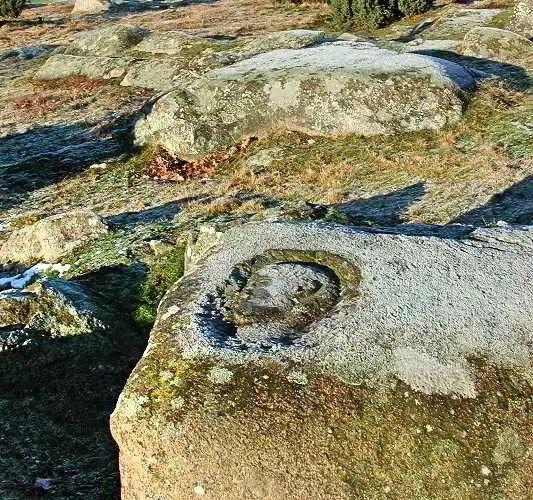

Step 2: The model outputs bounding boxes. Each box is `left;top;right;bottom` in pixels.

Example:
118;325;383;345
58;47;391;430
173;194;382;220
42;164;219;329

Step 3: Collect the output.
134;246;186;327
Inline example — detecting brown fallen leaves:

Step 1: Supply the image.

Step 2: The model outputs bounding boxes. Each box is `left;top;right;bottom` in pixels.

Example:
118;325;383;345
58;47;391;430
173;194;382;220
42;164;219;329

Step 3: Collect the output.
145;137;257;182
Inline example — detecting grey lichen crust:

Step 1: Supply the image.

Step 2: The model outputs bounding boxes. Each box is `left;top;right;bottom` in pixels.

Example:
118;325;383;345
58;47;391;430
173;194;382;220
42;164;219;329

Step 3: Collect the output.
134;41;475;160
151;222;533;397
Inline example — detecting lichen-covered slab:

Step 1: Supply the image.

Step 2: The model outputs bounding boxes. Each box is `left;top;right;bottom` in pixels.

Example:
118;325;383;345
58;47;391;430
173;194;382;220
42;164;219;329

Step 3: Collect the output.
36;54;134;80
132;221;533;396
420;8;505;40
506;0;533;38
461;27;533;69
0;211;108;264
134;41;475;160
111;222;533;499
67;23;147;57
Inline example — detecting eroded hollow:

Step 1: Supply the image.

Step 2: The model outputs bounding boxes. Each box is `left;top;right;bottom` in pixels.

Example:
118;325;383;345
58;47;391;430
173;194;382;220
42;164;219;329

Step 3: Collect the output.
195;250;361;352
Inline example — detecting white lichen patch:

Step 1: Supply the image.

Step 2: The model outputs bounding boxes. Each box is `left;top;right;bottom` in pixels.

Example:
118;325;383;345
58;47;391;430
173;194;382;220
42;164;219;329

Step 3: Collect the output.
207;366;234;384
115;393;150;420
287;370;309;385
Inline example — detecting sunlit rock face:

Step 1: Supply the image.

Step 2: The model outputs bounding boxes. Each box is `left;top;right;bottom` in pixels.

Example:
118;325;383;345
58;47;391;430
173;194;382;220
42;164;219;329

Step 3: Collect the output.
111;222;533;500
134;41;475;160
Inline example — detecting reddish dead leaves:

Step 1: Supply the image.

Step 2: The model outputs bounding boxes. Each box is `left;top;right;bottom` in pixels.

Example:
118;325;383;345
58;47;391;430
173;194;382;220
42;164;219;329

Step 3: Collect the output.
145;137;256;182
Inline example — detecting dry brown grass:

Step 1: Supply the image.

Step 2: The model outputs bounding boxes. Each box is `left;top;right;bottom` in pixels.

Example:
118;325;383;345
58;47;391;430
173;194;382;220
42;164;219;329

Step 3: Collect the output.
129;0;328;37
202;82;533;223
185;196;266;215
7;76;116;119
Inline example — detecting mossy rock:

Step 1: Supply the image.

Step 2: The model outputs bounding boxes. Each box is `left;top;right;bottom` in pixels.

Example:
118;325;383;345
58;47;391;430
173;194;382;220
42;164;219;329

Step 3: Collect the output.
111;221;533;498
461;27;533;69
134;41;475;160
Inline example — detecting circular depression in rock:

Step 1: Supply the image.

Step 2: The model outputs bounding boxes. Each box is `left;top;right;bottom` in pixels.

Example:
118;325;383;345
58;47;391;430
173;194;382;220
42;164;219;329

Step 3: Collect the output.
222;261;341;348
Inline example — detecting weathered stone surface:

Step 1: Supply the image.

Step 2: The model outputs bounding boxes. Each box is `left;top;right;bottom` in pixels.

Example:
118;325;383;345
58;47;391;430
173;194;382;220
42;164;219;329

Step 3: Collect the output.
0;211;108;264
420;8;505;40
36;54;134;80
112;222;533;499
36;24;145;80
132;31;227;56
119;59;197;90
67;24;147;57
461;27;533;68
403;38;460;52
135;41;475;160
0;277;114;351
0;290;37;327
72;0;111;13
506;0;533;38
240;29;327;55
26;278;112;337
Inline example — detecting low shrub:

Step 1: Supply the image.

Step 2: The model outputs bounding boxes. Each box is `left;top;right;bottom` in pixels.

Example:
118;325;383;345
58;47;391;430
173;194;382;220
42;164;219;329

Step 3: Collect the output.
397;0;433;17
0;0;26;18
330;0;433;29
134;246;185;327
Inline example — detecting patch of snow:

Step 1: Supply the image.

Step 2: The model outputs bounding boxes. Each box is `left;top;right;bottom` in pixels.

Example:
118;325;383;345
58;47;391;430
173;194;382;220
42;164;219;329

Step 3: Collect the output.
0;263;71;289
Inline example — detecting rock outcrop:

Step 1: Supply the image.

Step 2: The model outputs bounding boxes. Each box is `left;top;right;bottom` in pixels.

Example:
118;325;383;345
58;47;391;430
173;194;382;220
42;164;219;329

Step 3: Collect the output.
462;27;533;68
506;0;533;38
135;41;475;160
0;211;108;264
69;24;147;57
111;222;533;499
72;0;111;13
419;8;505;40
0;277;114;351
36;25;233;89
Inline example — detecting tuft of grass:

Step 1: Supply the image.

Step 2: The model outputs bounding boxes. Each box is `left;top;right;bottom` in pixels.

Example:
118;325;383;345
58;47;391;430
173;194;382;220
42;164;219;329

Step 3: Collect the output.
210;82;532;223
134;246;185;328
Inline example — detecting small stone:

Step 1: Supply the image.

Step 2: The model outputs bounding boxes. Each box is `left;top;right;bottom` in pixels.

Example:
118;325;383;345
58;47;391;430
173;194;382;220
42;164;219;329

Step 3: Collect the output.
193;485;205;495
34;478;51;490
207;366;234;384
286;370;309;385
480;465;491;476
425;424;434;433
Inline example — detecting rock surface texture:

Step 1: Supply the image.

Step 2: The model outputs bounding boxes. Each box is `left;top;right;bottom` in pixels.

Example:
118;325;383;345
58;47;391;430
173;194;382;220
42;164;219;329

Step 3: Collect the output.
112;222;533;499
462;27;533;68
135;41;475;159
420;8;505;40
0;211;108;264
0;277;113;351
507;0;533;38
72;0;111;13
36;25;233;89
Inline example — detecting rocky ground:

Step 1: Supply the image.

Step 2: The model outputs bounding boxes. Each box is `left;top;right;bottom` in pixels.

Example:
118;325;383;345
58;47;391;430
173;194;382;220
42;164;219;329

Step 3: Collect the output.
0;0;532;498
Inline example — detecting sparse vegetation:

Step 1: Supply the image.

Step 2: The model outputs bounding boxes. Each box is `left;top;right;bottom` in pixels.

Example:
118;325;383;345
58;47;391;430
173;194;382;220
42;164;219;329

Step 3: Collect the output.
134;246;185;327
330;0;434;29
0;0;26;19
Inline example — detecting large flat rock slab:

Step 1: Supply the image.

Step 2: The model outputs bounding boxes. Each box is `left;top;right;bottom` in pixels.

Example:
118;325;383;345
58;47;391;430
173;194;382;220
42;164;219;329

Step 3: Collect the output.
420;8;505;40
134;41;475;160
461;27;533;69
112;222;533;499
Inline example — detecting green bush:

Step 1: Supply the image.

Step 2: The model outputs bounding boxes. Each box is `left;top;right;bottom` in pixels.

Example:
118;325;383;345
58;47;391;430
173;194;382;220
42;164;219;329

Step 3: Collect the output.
134;246;185;327
0;0;26;18
330;0;433;29
397;0;433;17
330;0;353;28
352;0;398;28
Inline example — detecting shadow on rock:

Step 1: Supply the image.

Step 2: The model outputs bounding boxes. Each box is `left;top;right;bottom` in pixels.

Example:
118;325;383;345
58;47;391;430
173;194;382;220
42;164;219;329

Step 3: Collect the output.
411;50;532;90
453;175;533;226
336;182;426;226
0;265;147;499
105;198;194;229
